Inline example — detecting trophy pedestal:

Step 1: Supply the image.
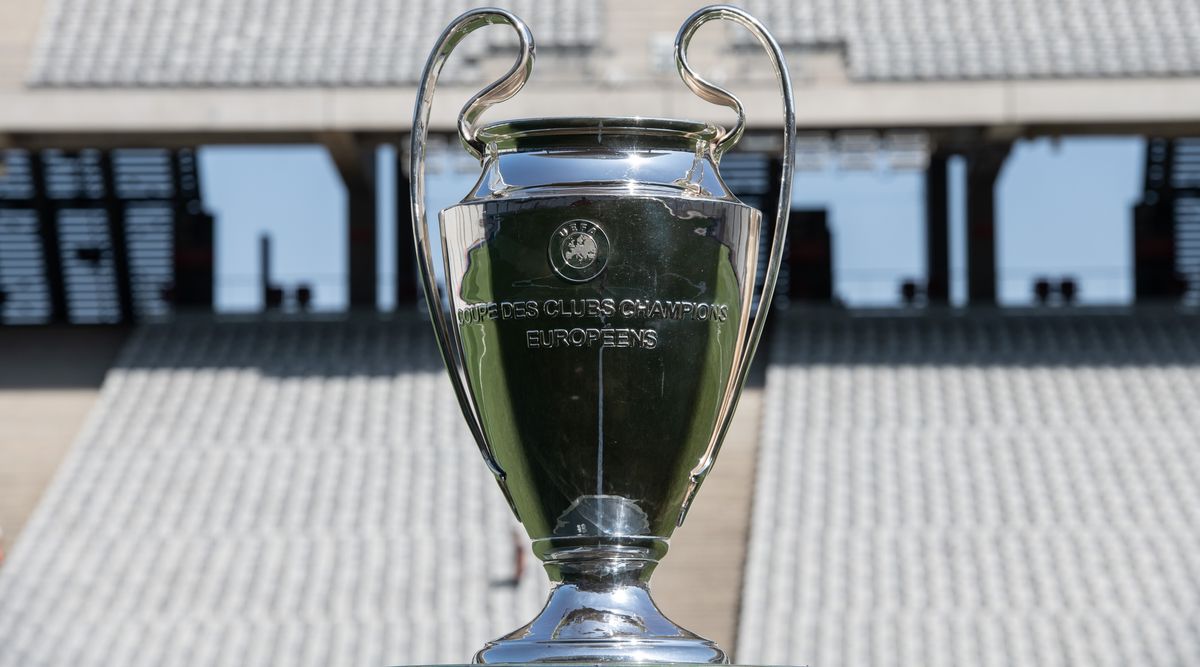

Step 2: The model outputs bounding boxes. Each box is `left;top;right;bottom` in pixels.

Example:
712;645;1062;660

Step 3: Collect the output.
474;582;726;664
475;541;726;664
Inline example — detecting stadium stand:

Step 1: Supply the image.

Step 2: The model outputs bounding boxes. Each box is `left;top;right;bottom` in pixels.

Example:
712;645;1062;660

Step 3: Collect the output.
28;0;1200;88
739;309;1200;665
741;0;1200;80
0;317;546;666
4;1;1200;665
26;0;601;87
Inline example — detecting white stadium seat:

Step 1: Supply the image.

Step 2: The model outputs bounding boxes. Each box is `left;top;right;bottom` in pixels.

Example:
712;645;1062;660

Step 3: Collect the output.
732;0;1200;81
0;318;547;666
738;310;1200;666
27;0;1200;87
26;0;604;87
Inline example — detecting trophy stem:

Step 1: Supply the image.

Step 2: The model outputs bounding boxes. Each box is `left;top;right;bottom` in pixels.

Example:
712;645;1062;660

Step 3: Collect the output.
474;541;728;664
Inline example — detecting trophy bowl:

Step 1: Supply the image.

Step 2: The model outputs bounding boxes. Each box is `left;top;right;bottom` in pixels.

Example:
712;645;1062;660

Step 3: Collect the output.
410;6;795;663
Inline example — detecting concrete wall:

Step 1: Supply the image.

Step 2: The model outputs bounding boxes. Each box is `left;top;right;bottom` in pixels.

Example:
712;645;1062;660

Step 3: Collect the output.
0;327;127;557
0;0;43;91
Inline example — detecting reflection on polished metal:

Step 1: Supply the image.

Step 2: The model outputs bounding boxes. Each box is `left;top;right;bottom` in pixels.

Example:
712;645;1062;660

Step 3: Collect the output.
410;5;795;664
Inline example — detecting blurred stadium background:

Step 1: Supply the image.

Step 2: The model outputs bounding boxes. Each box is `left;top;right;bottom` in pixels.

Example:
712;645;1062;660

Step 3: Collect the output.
1;0;1199;665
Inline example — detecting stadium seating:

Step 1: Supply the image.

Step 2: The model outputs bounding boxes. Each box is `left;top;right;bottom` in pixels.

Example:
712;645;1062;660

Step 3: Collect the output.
0;317;546;666
28;0;602;87
29;0;1200;88
740;0;1200;80
4;310;1200;665
738;310;1200;665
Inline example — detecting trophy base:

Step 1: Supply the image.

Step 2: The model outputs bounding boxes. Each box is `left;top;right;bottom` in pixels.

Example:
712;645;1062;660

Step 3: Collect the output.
474;582;727;664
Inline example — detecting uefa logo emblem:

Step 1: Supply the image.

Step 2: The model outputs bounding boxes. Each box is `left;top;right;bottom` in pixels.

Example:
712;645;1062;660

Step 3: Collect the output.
549;219;609;282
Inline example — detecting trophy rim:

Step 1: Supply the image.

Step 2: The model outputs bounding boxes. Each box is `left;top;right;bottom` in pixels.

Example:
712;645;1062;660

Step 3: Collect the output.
476;116;724;151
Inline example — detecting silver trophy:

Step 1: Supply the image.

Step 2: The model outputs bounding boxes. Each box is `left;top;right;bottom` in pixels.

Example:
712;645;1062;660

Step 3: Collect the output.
410;5;794;663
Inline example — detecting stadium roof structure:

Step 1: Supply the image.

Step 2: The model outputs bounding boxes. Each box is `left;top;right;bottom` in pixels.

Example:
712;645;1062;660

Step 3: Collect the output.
2;0;1200;146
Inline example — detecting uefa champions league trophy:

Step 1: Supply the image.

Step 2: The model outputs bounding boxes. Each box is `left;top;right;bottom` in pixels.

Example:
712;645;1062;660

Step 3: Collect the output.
410;5;794;663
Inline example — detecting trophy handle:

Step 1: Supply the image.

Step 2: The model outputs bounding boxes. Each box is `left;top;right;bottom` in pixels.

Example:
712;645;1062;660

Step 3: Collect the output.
410;8;535;516
674;5;796;525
